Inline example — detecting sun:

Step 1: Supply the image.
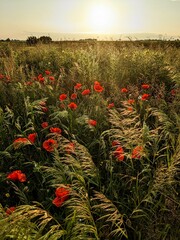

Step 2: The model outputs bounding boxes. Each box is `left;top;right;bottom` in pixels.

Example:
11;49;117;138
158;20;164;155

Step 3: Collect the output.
87;3;117;33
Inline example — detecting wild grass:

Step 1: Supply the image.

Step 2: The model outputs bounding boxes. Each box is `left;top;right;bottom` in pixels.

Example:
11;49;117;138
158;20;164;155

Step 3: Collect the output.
0;41;179;239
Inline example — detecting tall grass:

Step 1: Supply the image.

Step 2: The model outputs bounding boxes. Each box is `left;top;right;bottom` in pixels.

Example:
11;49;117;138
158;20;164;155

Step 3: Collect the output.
0;41;179;239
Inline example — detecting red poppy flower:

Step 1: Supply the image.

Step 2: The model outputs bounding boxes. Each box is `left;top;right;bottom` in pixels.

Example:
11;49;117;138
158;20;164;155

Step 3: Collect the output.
127;99;135;105
13;138;29;149
74;83;82;90
38;73;42;78
43;139;58;152
13;138;29;144
82;89;90;96
132;146;143;159
112;140;120;146
38;74;45;83
25;81;33;86
114;146;125;161
59;94;67;101
171;89;176;96
52;187;70;207
68;102;78;110
7;170;27;182
65;142;75;154
70;93;77;100
41;107;48;112
94;82;104;92
108;103;115;109
49;76;55;81
7;171;19;181
94;84;104;93
52;197;64;207
127;107;133;112
50;127;62;134
6;206;16;215
141;93;150;101
39;77;45;83
121;88;128;93
41;122;49;128
88;119;97;126
94;81;100;85
0;74;4;79
55;187;70;198
45;70;51;75
28;133;37;143
18;172;27;182
6;76;11;81
142;84;150;89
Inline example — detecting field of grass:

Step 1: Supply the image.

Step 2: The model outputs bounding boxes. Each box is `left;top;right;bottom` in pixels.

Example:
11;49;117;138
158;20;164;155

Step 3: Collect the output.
0;40;179;240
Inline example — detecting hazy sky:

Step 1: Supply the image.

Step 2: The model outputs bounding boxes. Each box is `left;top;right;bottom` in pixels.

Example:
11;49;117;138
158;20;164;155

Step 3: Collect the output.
0;0;180;40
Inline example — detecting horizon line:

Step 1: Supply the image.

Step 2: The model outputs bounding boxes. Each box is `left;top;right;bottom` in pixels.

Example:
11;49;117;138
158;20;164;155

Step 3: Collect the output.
1;32;180;41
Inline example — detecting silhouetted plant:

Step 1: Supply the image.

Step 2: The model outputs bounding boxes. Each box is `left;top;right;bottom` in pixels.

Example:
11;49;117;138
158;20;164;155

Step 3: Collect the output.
39;36;52;44
26;36;38;45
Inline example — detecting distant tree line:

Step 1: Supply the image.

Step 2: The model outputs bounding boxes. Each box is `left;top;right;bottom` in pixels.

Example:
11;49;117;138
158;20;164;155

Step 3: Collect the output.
26;37;180;48
26;36;52;45
0;37;180;48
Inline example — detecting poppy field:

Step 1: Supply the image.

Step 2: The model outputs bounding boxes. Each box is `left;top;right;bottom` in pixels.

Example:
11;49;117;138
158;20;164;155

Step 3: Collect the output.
0;41;179;239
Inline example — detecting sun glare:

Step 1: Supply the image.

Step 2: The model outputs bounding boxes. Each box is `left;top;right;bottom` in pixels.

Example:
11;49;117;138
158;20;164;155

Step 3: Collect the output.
87;3;117;33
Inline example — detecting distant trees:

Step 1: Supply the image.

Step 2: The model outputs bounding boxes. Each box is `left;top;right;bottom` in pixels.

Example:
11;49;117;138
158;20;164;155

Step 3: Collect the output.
26;36;52;45
39;36;52;44
79;38;97;42
26;36;38;45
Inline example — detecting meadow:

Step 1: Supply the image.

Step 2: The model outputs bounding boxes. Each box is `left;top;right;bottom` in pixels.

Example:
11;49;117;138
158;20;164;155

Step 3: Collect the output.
0;40;179;239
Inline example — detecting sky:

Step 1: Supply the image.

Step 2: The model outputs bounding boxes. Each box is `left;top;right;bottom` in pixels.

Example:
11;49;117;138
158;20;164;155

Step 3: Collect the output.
0;0;180;40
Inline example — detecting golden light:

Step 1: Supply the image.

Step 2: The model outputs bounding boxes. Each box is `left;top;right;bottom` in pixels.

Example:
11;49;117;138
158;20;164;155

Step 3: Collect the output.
87;3;118;33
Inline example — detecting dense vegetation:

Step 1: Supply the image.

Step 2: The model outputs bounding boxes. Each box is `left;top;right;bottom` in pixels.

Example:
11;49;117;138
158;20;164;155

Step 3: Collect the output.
0;41;179;239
